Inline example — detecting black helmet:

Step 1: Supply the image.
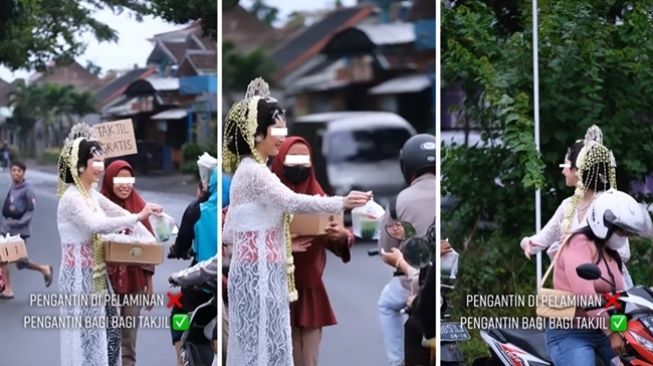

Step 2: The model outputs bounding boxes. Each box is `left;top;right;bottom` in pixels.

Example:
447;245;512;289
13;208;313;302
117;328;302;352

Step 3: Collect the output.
400;134;436;184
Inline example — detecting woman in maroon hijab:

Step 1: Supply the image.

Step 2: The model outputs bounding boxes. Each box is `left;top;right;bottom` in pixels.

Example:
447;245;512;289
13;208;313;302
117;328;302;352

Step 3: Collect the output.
100;160;155;366
270;136;355;366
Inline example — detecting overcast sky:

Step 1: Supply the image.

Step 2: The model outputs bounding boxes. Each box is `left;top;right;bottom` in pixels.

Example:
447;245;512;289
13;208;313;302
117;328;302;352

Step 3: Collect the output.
241;0;358;26
0;1;359;82
0;9;178;82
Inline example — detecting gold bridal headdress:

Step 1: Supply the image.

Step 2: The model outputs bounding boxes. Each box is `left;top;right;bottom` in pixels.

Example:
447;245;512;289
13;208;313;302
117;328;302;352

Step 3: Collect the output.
221;78;298;302
562;125;617;233
57;123;108;293
575;125;617;194
57;123;100;197
222;77;271;174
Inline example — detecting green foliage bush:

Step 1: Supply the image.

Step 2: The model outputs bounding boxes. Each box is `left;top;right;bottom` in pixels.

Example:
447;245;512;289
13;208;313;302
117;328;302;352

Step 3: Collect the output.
442;1;653;361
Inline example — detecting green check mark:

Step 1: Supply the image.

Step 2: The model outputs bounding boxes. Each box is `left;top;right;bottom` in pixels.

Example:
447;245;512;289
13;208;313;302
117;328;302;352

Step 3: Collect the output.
610;314;627;332
172;314;190;331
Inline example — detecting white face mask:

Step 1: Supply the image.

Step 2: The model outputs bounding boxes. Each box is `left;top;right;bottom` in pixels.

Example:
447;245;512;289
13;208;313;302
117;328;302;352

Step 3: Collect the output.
607;234;628;250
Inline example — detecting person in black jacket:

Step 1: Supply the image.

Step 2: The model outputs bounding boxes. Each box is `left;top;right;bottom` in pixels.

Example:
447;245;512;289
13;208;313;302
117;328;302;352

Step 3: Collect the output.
168;181;210;262
404;220;437;366
404;265;435;366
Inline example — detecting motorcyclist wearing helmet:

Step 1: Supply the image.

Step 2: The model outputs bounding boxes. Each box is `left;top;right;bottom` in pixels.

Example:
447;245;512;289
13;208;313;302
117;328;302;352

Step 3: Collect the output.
545;189;653;366
377;134;436;366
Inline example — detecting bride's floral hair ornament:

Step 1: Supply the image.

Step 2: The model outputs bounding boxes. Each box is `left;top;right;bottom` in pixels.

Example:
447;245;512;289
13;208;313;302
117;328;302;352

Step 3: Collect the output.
575;125;616;193
57;122;108;293
222;77;298;302
222;77;272;174
561;125;617;233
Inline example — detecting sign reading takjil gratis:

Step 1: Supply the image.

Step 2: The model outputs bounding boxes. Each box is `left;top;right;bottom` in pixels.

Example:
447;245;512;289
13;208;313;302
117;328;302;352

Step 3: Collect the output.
93;119;138;158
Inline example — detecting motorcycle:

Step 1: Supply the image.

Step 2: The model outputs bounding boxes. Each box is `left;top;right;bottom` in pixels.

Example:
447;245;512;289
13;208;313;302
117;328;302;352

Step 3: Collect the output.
169;264;218;366
369;219;466;365
472;263;653;366
440;248;469;366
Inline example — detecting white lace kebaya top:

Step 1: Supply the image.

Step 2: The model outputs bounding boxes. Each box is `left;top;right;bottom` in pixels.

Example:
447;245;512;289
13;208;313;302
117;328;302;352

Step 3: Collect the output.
57;185;152;366
526;194;632;288
223;157;344;366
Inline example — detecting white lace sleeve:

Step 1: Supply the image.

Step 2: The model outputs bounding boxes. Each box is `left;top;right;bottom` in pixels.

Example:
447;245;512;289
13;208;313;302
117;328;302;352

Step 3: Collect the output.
529;198;568;252
223;210;234;245
96;192;131;217
95;192;156;240
65;190;139;234
251;163;343;214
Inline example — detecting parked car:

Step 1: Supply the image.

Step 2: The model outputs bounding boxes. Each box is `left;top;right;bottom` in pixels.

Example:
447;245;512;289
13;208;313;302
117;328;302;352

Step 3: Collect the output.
289;111;417;220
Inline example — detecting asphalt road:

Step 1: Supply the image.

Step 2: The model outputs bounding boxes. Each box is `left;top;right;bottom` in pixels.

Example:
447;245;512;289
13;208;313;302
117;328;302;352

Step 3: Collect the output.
0;170;193;366
0;169;391;365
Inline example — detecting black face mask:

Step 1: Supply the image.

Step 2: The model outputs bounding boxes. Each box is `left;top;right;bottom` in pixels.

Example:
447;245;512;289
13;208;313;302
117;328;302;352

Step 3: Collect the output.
283;165;310;184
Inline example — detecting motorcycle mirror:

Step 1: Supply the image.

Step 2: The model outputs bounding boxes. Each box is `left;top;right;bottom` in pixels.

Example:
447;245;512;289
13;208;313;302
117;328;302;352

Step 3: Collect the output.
385;220;416;241
576;263;602;280
403;236;432;269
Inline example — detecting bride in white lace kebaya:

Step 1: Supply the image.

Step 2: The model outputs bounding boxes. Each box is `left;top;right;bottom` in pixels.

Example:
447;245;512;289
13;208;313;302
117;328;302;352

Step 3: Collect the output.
56;124;161;366
222;78;372;366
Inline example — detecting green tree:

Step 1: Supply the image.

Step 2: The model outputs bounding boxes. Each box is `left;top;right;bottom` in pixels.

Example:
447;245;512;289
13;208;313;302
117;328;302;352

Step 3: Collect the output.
442;0;653;358
222;0;240;10
249;0;279;26
222;41;277;106
8;82;42;140
85;61;102;76
8;82;97;154
147;0;218;40
0;0;150;71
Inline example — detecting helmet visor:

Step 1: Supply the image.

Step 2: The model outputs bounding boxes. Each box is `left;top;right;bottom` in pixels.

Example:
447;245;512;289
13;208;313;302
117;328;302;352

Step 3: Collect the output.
608;204;653;238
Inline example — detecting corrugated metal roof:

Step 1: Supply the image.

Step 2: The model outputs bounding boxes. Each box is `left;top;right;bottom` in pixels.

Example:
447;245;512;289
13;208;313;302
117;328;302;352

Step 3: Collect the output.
151;108;188;120
272;5;374;67
145;77;179;91
103;97;139;117
356;23;415;45
95;68;156;105
369;74;430;94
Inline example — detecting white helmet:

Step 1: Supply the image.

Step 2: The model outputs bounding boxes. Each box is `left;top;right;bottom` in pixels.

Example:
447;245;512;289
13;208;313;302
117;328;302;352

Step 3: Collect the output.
587;189;653;240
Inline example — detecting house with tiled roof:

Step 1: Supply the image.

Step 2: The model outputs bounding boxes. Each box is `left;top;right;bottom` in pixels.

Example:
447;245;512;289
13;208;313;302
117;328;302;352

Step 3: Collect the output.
102;21;217;173
282;1;435;133
270;4;377;86
95;67;158;112
146;21;216;78
222;5;277;53
30;61;103;93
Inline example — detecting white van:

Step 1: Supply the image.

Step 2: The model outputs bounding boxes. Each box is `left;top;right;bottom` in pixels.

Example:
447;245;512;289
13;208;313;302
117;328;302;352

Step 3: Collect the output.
290;111;417;212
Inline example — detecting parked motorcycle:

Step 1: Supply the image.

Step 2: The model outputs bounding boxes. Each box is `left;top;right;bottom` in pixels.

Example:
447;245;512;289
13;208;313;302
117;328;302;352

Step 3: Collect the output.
472;263;653;366
440;243;468;366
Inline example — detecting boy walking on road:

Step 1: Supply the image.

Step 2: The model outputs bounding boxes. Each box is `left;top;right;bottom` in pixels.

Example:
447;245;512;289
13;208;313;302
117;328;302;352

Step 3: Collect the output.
0;161;52;299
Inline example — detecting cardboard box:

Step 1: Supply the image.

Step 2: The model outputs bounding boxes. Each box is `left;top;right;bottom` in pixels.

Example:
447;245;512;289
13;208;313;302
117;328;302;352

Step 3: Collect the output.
290;214;344;236
0;240;28;263
104;241;164;265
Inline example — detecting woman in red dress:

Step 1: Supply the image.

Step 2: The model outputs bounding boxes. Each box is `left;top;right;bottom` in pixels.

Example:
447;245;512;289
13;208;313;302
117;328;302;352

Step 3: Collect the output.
270;136;355;366
100;160;155;366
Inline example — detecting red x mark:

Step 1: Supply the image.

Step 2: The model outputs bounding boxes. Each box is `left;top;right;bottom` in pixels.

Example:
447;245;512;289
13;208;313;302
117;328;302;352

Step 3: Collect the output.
604;293;621;310
167;291;183;309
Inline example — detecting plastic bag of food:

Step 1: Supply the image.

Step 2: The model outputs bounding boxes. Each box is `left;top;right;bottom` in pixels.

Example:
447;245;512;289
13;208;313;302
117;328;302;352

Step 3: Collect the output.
351;199;386;240
148;213;177;243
